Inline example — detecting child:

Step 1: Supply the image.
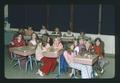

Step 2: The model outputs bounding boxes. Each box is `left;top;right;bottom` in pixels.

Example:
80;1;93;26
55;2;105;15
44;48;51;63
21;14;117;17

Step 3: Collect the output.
52;27;62;37
28;32;39;46
40;25;48;35
35;41;58;76
53;37;63;50
9;33;26;69
93;38;109;74
63;43;93;79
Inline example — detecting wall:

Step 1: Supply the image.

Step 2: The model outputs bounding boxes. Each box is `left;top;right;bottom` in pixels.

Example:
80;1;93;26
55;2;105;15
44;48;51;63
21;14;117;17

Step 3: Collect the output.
8;5;115;35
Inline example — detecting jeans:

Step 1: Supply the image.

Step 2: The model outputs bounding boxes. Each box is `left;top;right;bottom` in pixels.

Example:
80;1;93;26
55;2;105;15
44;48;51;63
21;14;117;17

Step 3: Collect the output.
60;54;68;73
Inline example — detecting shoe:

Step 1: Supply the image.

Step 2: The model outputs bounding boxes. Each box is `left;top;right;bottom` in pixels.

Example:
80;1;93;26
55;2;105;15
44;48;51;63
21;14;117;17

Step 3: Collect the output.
100;69;104;74
36;69;44;76
94;72;98;77
69;73;73;77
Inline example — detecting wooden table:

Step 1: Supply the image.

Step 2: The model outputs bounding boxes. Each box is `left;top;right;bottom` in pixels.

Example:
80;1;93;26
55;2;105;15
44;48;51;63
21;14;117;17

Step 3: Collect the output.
9;46;36;71
73;53;98;66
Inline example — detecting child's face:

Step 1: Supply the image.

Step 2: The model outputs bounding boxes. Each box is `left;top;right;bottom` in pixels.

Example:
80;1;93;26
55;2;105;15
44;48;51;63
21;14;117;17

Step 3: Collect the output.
85;41;91;48
32;33;36;39
79;39;84;45
96;40;100;46
42;25;45;29
68;30;71;34
55;28;59;32
54;38;59;44
17;34;22;40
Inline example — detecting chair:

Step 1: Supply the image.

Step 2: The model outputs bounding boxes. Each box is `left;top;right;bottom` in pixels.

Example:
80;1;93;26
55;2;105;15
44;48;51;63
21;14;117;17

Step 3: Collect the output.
10;52;21;70
25;54;38;72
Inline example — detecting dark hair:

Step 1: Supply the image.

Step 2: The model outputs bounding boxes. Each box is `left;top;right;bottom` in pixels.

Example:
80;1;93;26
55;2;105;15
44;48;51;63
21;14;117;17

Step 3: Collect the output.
49;37;53;46
42;42;47;47
94;37;105;56
94;37;102;43
31;32;39;39
65;43;74;54
14;32;24;39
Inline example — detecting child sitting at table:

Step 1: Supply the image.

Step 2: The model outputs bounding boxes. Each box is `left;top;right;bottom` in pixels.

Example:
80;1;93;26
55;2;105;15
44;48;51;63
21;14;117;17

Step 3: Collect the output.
40;25;48;35
24;26;34;36
77;37;86;54
52;27;62;37
9;33;27;69
28;32;40;47
35;37;59;76
63;43;93;79
53;37;63;50
93;38;109;74
10;33;26;47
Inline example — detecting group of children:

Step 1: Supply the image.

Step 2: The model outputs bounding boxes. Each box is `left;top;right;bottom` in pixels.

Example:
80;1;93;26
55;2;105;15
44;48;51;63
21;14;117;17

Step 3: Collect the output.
8;27;108;79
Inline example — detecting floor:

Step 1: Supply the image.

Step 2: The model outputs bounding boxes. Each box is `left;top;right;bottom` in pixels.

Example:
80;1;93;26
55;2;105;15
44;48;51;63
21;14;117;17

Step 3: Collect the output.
4;45;115;79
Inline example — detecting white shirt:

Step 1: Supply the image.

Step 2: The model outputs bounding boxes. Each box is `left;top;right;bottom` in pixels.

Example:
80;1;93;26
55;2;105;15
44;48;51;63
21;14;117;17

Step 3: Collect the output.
74;46;79;55
29;40;37;46
40;29;48;35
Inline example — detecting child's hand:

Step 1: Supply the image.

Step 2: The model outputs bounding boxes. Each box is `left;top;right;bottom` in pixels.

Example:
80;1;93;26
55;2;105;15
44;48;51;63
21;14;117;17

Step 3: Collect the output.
10;42;14;45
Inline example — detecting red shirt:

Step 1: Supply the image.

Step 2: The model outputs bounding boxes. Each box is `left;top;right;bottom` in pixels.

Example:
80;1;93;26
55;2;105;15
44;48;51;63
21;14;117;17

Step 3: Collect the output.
94;45;104;57
11;38;26;47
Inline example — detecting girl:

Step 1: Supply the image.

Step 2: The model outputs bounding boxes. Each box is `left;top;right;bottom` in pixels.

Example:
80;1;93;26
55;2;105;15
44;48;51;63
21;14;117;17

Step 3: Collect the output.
93;38;109;74
28;32;39;46
35;37;59;76
53;37;63;50
63;43;93;79
10;33;26;47
9;33;26;69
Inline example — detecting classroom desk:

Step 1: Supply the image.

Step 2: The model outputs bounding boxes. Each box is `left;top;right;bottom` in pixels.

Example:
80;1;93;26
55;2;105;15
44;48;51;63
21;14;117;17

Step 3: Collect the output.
9;46;36;70
73;53;98;78
9;46;63;78
73;53;98;65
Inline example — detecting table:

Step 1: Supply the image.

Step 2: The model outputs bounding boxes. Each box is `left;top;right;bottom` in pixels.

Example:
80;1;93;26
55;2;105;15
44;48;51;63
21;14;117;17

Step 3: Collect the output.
73;53;98;65
9;46;63;78
9;46;36;71
73;53;98;78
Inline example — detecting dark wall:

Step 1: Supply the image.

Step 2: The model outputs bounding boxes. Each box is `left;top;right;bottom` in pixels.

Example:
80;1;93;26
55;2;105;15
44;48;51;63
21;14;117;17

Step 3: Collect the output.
8;5;115;35
48;5;70;31
101;5;115;35
74;5;99;34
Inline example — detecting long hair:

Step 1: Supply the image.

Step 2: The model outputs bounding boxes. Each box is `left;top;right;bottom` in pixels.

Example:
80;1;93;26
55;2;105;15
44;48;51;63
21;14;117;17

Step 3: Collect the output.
94;37;105;56
31;32;40;43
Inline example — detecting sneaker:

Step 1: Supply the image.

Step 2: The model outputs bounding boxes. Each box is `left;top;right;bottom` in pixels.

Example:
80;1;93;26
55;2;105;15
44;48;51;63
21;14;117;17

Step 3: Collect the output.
100;69;104;74
38;69;44;76
94;72;98;77
69;73;73;77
